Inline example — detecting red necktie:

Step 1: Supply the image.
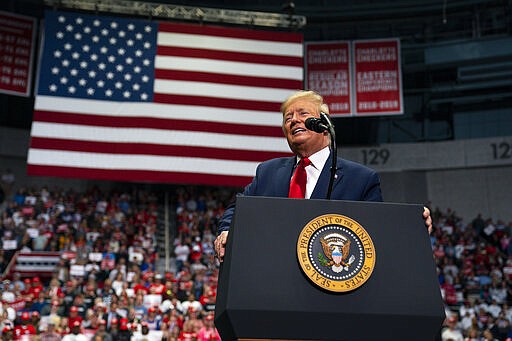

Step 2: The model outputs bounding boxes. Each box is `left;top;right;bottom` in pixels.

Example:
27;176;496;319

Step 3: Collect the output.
288;157;311;198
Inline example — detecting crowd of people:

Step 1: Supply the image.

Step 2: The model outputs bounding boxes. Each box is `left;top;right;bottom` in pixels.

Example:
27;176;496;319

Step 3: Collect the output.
432;208;512;340
0;185;236;340
0;182;512;340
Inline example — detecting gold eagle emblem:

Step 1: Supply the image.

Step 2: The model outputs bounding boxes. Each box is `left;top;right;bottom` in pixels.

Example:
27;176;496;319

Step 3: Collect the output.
320;233;355;273
321;238;351;267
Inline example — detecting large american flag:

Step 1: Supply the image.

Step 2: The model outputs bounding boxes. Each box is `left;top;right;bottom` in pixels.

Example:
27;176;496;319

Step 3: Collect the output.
28;10;303;186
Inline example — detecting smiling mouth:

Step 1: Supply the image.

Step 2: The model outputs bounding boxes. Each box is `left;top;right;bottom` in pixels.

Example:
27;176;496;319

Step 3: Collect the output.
292;127;306;135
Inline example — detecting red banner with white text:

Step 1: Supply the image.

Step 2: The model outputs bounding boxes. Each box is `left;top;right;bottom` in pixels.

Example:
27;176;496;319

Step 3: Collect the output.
0;11;36;97
353;39;403;116
305;39;403;117
305;42;351;116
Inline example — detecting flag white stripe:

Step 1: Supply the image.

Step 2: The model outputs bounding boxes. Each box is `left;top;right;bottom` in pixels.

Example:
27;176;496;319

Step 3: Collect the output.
35;96;285;126
30;122;290;152
154;79;296;102
157;32;303;57
27;149;260;176
155;55;303;80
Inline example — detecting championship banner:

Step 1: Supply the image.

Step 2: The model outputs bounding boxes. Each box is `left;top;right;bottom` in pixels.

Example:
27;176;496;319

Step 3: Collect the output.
0;11;36;97
305;42;351;116
353;38;403;116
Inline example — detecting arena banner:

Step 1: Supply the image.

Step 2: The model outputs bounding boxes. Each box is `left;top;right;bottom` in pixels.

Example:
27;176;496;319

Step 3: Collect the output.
353;38;403;116
0;11;37;97
305;41;352;116
28;10;303;186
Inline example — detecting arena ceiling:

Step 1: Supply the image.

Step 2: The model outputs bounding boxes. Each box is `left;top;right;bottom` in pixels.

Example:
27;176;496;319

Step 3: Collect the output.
2;0;510;41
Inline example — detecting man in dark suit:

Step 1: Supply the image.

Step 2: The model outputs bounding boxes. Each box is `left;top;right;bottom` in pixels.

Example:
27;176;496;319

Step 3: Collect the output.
214;90;431;261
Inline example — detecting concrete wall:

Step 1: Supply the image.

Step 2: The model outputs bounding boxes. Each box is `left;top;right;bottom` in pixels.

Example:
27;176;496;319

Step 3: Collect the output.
426;166;512;223
339;136;512;223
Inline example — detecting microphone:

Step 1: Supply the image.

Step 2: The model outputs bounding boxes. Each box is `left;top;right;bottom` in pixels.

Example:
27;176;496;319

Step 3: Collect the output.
305;117;329;133
305;112;337;200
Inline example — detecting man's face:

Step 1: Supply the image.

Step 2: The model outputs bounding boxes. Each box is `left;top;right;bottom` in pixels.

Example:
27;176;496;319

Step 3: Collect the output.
282;98;328;157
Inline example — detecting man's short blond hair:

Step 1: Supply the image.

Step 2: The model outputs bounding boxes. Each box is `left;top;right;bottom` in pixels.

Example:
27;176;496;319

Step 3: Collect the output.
280;90;330;116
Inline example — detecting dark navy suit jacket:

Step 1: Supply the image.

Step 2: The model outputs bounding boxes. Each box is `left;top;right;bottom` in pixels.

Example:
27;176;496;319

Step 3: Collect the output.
218;153;383;233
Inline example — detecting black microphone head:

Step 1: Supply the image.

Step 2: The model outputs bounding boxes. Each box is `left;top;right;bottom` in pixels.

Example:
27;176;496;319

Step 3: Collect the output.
304;117;318;131
305;117;328;133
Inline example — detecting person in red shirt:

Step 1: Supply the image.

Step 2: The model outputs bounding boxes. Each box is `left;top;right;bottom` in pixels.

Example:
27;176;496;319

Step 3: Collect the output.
67;306;83;330
177;321;197;341
132;277;149;295
149;274;165;295
14;311;37;340
199;286;217;314
28;277;44;300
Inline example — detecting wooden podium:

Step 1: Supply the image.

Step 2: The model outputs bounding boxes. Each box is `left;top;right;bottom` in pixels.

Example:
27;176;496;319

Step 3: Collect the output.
215;196;445;341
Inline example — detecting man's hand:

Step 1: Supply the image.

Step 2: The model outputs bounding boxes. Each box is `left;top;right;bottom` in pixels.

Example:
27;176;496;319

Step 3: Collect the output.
214;231;229;263
423;207;433;235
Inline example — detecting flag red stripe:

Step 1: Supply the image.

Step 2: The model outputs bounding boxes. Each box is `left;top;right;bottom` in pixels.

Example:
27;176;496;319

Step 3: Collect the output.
158;22;303;44
30;137;291;161
33;110;285;137
27;165;251;187
157;46;303;67
153;94;283;112
155;69;301;89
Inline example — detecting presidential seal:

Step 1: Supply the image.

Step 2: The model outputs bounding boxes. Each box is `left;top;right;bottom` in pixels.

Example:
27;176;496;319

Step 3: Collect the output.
297;214;376;292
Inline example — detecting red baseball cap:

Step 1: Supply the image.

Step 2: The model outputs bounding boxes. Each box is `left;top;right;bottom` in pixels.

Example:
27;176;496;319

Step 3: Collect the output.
21;312;30;320
70;306;78;312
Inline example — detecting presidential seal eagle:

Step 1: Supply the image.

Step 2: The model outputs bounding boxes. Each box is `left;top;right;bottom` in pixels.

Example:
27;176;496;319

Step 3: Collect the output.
320;233;355;273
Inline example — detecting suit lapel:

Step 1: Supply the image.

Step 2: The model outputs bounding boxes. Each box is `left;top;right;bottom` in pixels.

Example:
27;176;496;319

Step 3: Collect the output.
311;153;344;199
275;157;296;197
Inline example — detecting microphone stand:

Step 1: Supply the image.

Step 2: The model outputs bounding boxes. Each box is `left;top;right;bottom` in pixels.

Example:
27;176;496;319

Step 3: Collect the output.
320;112;337;200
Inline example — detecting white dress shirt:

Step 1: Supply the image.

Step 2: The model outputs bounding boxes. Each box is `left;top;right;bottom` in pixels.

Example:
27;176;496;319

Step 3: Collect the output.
292;146;330;199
